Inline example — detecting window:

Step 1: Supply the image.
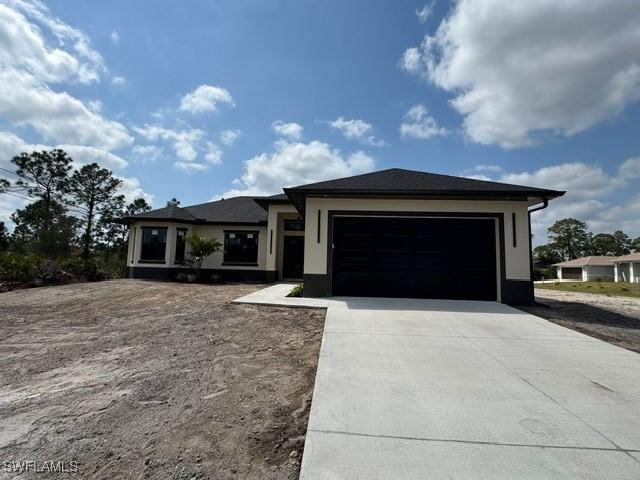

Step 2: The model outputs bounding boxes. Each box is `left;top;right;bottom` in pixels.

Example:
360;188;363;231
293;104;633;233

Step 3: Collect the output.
175;228;188;263
224;231;259;264
140;227;167;262
283;219;305;232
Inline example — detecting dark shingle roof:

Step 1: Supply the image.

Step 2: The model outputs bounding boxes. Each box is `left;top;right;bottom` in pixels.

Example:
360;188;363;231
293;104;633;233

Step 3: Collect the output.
287;168;563;194
124;196;268;225
283;168;564;213
253;193;292;210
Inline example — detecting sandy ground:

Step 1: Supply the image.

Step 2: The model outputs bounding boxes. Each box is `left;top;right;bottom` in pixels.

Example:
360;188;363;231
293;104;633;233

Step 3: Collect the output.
0;280;325;479
522;288;640;353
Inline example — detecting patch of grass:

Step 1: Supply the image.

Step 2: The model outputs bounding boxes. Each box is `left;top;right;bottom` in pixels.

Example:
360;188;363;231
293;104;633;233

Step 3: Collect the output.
287;284;304;297
536;281;640;298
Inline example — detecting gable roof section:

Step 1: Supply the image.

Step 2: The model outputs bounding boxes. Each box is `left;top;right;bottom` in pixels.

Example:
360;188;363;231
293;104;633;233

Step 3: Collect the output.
554;256;616;267
614;252;640;262
253;193;291;211
283;168;565;214
124;196;268;225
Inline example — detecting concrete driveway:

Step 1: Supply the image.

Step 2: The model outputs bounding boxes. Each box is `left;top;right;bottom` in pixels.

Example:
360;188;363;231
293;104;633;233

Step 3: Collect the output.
300;298;640;479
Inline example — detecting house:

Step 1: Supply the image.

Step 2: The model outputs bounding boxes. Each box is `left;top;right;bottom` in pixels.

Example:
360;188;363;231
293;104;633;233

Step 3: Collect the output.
553;256;616;282
614;252;640;283
123;168;564;305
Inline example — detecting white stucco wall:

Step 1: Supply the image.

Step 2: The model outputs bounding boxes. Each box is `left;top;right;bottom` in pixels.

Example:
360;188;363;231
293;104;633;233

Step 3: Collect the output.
584;265;615;281
127;221;267;270
265;204;300;271
127;220;193;268
302;198;532;281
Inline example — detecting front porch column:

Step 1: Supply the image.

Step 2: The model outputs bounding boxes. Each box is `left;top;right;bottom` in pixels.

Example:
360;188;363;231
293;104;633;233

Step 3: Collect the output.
614;263;619;282
631;262;636;284
265;207;279;278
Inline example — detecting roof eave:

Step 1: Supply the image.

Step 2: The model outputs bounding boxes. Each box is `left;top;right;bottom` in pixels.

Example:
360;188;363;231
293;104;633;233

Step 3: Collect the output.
283;188;566;216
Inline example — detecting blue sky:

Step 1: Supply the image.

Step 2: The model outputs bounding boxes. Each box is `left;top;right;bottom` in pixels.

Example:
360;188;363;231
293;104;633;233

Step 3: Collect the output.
1;0;639;244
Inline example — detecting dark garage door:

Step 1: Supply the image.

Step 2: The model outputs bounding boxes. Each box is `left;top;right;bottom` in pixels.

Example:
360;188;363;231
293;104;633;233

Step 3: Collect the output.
561;267;582;280
332;216;497;301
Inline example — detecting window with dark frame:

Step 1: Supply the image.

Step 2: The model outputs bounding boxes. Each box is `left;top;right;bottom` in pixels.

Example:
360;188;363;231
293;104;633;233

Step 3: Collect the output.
283;219;305;231
140;227;167;262
223;231;259;264
175;228;188;263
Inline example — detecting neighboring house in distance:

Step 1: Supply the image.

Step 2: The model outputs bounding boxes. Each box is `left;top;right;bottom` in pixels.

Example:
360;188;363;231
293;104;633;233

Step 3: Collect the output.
614;252;640;283
553;256;616;282
123;168;564;305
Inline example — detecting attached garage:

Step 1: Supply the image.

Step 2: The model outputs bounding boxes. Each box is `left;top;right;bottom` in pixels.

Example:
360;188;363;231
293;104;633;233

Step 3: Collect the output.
331;216;498;300
560;267;582;280
281;168;564;305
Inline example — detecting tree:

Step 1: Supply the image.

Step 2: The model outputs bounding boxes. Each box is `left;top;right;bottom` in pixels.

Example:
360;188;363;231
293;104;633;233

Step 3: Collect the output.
632;237;640;252
611;230;631;256
588;233;617;256
10;149;72;256
11;199;77;256
0;221;9;251
166;197;180;207
533;244;562;267
96;194;126;256
0;178;9;192
186;233;221;280
126;198;152;217
68;163;122;260
547;218;590;260
97;197;152;255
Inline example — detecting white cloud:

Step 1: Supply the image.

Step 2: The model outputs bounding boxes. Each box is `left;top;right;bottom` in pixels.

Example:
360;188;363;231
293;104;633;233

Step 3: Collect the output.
272;121;304;141
111;75;126;86
115;175;154;205
221;140;375;197
133;125;204;162
471;159;640;243
205;142;222;165
0;69;132;149
327;117;386;147
0;2;132;150
0;1;104;83
110;31;119;44
619;157;640;179
0;131;127;171
174;161;208;173
401;0;640;148
416;1;434;23
178;84;234;114
219;129;241;146
474;164;503;173
400;104;449;139
500;163;620;200
131;145;163;163
0;130;152;222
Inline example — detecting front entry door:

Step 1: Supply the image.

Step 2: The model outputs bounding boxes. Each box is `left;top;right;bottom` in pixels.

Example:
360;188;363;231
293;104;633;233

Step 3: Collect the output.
282;236;304;280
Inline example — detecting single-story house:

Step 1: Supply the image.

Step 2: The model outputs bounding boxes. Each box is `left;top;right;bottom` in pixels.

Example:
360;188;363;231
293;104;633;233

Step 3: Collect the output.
553;256;616;282
123;168;564;305
614;252;640;283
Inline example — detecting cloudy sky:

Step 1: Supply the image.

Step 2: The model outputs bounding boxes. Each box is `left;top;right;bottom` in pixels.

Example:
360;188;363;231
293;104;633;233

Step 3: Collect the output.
1;0;639;244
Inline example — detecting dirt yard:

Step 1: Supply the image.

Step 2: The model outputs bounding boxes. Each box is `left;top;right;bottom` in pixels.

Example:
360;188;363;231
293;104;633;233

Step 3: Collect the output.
0;280;326;479
522;288;640;353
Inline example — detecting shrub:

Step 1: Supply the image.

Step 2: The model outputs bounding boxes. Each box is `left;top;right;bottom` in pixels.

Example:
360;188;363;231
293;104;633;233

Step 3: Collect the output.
35;259;75;285
174;271;198;283
288;284;304;297
0;252;41;283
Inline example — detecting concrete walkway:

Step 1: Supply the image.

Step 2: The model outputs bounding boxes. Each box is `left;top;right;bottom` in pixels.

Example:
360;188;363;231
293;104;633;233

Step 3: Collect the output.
233;283;330;309
300;297;640;479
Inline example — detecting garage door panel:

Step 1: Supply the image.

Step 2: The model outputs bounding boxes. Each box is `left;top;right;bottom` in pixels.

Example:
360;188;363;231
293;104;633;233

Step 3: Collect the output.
332;217;497;301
